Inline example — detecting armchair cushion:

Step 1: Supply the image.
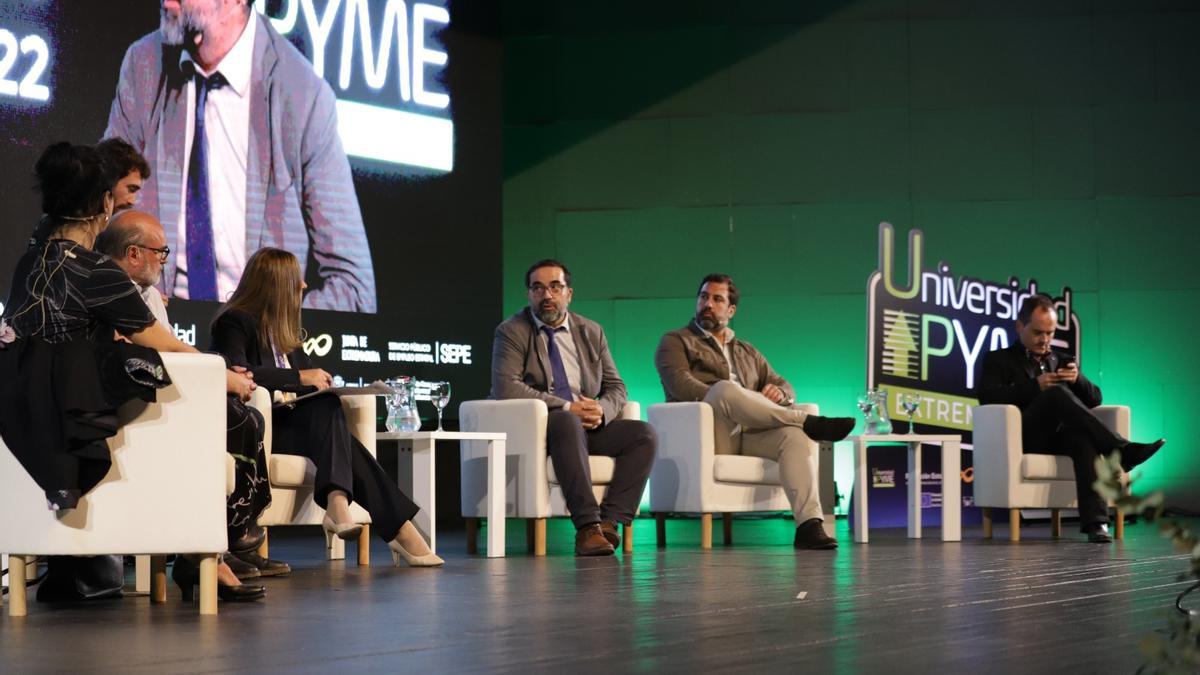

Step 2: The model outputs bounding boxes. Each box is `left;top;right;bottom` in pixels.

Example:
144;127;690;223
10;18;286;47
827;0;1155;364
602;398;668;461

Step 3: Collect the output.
713;455;781;485
1021;454;1076;481
269;454;317;487
547;456;615;485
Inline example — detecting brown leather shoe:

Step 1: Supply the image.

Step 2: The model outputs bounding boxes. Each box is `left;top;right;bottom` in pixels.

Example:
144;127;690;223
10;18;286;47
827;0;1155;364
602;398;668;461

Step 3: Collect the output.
599;521;621;549
575;523;615;556
793;518;838;550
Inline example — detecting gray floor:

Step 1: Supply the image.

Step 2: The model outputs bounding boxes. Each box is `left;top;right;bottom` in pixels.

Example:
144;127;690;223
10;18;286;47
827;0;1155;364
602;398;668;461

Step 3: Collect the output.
1;516;1191;674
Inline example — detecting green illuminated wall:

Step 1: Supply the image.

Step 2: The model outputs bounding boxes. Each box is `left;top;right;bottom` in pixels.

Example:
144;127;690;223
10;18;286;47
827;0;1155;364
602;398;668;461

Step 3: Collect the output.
501;1;1200;510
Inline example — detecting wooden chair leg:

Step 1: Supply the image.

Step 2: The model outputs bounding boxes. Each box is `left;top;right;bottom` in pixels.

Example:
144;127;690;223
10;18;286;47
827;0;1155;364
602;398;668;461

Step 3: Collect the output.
1114;508;1125;540
198;554;218;616
1051;509;1062;538
655;513;666;548
623;522;633;554
9;554;28;617
135;555;151;594
257;529;269;559
981;507;993;539
150;555;168;603
465;517;479;555
722;513;733;546
357;524;371;566
700;513;713;549
533;518;547;556
1009;508;1020;542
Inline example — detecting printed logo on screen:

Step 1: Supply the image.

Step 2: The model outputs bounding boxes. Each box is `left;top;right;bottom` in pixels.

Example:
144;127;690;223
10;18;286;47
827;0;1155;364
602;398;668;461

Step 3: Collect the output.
866;222;1080;437
259;0;453;171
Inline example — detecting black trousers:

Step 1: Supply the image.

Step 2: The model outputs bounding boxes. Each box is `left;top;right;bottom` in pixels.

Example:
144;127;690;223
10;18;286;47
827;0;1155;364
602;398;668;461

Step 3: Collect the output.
1021;385;1127;529
545;410;656;529
272;395;418;542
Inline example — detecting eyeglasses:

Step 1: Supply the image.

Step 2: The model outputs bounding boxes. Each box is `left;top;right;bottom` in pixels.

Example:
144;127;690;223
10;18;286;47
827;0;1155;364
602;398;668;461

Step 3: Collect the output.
528;282;567;296
133;244;170;263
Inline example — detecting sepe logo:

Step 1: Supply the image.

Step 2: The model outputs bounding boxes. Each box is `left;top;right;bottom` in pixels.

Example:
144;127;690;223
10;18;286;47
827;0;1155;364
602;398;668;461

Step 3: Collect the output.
866;222;1080;437
304;333;334;357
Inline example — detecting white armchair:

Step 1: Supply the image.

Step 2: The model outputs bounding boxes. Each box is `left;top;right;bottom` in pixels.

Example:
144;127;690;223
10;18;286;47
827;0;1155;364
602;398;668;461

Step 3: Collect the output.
250;389;375;565
972;404;1129;541
648;402;833;548
0;353;229;616
459;399;641;555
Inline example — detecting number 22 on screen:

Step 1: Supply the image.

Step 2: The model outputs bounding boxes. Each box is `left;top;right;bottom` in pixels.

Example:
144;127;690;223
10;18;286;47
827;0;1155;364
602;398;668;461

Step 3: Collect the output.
0;28;50;103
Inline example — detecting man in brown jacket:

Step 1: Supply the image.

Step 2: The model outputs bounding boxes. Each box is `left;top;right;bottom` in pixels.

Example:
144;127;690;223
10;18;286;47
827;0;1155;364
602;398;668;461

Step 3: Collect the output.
654;274;853;549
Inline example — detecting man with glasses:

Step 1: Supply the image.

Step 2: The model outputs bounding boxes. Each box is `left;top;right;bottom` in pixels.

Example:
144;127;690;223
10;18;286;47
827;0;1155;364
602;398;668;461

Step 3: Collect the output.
491;259;657;556
95;210;172;325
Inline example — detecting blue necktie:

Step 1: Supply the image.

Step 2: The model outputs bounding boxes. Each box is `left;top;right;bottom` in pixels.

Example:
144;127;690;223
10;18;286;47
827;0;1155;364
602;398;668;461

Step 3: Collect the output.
185;69;226;301
541;325;573;402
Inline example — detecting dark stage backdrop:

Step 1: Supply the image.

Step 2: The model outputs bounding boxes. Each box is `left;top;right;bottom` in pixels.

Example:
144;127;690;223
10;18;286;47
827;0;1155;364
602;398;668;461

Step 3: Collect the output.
0;0;501;418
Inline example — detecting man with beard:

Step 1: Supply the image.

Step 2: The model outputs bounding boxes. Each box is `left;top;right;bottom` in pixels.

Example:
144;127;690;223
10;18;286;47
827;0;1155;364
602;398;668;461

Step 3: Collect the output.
97;138;151;213
95;210;288;582
491;259;657;556
654;274;855;550
103;0;376;312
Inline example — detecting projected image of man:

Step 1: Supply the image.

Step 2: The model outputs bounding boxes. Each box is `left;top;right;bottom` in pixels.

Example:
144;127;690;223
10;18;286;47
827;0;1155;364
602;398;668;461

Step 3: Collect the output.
104;0;377;312
978;295;1165;543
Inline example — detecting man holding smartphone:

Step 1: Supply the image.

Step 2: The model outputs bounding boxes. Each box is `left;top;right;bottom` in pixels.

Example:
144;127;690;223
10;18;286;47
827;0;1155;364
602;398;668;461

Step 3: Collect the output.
978;295;1165;543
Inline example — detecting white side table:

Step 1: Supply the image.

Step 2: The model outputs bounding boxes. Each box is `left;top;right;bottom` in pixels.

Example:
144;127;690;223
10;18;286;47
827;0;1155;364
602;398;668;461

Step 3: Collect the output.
377;431;507;558
850;433;963;543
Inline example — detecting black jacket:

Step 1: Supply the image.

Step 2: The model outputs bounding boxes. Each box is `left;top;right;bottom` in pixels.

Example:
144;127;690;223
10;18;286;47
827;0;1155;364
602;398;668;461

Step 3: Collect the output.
210;308;313;393
978;343;1102;409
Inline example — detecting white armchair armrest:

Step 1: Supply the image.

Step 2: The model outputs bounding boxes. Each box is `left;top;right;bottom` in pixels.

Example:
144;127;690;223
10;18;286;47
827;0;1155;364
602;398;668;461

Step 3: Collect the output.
460;399;550;517
1092;405;1131;439
971;404;1022;507
648;402;715;514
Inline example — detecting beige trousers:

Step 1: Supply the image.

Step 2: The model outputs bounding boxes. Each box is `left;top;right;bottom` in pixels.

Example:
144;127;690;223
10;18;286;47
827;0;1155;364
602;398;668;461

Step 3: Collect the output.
703;380;823;523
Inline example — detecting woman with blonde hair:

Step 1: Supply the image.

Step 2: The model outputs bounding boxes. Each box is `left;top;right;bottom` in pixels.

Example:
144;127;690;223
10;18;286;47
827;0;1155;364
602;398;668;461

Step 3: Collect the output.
210;248;441;567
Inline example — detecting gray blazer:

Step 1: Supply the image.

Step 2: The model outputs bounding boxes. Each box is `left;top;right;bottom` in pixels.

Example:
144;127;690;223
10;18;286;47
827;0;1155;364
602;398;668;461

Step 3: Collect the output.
104;13;377;313
490;308;628;424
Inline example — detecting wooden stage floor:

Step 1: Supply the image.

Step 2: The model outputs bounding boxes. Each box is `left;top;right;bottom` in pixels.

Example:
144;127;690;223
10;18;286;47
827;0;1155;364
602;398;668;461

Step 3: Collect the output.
1;517;1191;673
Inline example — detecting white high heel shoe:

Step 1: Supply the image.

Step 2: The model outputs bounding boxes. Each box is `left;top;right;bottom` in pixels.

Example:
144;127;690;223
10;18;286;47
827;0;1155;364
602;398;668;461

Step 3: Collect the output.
322;514;363;541
388;539;444;567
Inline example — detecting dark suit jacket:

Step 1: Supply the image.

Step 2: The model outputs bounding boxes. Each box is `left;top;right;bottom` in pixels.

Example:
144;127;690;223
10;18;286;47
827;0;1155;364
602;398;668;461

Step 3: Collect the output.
490;308;628;424
209;308;313;394
978;344;1102;410
105;12;376;312
654;320;794;403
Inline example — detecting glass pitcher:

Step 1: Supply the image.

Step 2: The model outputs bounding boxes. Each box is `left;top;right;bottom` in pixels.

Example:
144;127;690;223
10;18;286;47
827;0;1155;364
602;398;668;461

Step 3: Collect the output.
859;388;893;435
385;376;422;432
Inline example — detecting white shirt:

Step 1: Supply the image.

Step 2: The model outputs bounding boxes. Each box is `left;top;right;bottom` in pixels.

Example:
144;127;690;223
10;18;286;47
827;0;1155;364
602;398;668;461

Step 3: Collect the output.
698;324;741;385
532;313;583;405
138;284;171;328
174;15;256;301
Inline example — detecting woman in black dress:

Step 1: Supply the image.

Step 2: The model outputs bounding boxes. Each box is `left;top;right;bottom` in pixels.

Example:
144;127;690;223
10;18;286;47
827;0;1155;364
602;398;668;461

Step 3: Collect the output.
0;142;264;601
210;248;442;567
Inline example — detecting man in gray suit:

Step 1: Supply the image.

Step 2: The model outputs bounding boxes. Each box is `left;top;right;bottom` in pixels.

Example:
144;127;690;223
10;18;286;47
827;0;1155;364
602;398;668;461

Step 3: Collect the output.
104;0;376;312
655;274;854;550
492;259;656;556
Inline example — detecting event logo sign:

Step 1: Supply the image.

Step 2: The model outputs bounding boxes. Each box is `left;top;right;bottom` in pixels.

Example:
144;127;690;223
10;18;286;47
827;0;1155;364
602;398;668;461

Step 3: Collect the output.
867;222;1080;440
259;0;452;171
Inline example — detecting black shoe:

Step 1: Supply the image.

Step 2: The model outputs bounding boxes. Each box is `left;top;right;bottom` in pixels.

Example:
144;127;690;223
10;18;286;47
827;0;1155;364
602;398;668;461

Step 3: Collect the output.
222;552;261;580
232;551;291;577
802;415;856;442
171;556;265;602
229;525;267;555
1120;439;1165;472
1084;523;1113;544
794;518;838;550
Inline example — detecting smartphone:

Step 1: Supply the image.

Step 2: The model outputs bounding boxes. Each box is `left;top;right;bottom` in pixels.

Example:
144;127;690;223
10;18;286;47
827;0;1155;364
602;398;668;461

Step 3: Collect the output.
1059;355;1077;370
